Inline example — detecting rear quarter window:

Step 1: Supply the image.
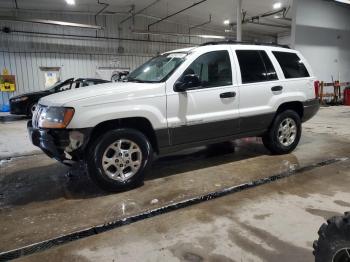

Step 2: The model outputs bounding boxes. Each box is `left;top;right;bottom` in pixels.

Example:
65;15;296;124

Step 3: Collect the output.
272;51;310;79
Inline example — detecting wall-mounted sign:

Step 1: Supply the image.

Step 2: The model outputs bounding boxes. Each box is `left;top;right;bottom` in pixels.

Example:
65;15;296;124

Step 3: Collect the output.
40;67;61;88
0;74;16;92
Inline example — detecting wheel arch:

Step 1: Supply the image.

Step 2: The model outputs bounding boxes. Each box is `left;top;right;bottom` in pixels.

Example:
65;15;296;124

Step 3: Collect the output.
276;101;304;119
87;117;160;154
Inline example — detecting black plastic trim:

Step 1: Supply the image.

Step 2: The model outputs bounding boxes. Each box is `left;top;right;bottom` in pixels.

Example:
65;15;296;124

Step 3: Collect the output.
302;99;320;122
239;112;275;133
158;112;275;154
27;121;92;162
170;118;240;145
200;40;290;49
155;128;171;148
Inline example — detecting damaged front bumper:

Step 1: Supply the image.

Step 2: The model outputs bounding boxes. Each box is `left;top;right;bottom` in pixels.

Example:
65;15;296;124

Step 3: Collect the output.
27;120;92;164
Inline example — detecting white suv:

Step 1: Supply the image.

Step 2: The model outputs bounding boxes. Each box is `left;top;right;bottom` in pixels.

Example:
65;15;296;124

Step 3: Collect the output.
28;41;319;191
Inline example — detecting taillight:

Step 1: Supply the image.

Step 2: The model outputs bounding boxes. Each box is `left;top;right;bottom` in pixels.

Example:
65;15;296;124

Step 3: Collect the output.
314;80;320;98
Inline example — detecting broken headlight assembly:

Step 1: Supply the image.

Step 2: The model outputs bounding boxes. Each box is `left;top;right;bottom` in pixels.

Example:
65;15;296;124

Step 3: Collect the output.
38;107;75;129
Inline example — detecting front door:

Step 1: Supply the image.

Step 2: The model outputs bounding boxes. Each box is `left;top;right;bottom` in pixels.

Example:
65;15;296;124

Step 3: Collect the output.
166;49;240;145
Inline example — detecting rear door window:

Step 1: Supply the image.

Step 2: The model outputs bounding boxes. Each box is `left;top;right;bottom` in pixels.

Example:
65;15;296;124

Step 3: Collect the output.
260;51;278;81
236;50;278;84
272;51;310;79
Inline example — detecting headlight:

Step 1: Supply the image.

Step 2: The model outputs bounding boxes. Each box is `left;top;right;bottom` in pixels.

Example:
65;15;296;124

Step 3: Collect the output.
12;96;28;102
38;107;75;129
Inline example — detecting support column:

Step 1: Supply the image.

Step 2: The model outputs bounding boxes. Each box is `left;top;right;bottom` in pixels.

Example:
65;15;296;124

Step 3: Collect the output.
236;0;242;41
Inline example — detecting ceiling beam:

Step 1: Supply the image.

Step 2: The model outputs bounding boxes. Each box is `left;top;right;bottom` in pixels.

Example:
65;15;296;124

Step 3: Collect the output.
246;21;291;29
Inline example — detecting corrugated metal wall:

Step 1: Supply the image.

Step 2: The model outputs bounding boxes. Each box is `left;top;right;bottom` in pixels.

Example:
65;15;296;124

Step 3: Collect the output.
0;51;152;97
0;11;207;106
0;51;155;106
0;10;274;106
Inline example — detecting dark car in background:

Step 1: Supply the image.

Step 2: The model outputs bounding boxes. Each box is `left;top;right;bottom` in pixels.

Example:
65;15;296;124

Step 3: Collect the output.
9;78;110;117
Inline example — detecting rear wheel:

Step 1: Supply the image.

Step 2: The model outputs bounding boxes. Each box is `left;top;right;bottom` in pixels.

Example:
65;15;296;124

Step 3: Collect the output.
87;128;153;192
262;110;301;154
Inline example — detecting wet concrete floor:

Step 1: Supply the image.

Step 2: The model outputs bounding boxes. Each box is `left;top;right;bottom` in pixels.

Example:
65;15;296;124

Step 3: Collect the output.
0;132;349;258
0;107;350;261
16;156;350;262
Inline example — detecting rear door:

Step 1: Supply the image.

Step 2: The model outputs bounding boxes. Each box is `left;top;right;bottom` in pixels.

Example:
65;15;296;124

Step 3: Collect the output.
271;51;315;100
234;49;280;132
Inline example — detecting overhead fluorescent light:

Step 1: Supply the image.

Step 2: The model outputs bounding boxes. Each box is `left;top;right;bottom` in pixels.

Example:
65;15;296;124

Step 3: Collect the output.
0;16;102;29
334;0;350;4
273;2;282;9
223;19;230;25
65;0;75;5
132;29;226;39
198;35;226;39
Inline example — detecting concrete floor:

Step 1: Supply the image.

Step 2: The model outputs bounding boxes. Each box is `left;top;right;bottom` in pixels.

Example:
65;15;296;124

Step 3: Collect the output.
0;106;350;261
0;113;39;159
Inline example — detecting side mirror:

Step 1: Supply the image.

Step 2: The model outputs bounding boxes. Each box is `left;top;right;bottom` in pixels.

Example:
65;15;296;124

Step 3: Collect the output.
174;74;201;92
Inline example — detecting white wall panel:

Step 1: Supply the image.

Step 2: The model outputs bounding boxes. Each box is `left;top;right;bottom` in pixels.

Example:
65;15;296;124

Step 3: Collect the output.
292;0;350;82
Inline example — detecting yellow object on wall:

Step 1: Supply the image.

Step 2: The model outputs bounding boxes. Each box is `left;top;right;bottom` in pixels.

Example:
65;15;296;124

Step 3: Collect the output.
0;75;16;92
2;68;9;75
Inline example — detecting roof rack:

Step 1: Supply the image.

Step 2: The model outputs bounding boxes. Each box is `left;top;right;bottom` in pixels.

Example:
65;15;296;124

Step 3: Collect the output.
200;40;290;49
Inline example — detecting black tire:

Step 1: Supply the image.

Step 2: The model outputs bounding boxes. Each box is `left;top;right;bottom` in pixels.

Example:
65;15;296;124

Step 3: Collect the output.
27;103;37;118
313;212;350;262
87;128;153;192
262;110;301;155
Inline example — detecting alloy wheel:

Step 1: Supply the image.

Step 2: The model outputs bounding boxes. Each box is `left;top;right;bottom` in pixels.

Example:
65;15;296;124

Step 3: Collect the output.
102;139;143;182
277;117;297;147
333;248;350;262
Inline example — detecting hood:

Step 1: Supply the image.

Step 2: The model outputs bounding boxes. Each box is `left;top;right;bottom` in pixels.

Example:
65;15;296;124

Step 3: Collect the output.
11;90;50;100
39;82;165;107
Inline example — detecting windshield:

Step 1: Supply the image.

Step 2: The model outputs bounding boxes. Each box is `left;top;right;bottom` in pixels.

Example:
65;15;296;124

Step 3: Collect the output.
46;81;62;91
127;52;187;83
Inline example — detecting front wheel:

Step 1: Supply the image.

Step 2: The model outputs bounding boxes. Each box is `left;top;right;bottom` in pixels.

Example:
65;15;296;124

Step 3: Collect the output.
262;110;301;155
87;128;153;192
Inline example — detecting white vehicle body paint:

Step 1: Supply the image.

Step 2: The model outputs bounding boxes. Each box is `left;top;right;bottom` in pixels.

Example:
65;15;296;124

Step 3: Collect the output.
34;43;318;157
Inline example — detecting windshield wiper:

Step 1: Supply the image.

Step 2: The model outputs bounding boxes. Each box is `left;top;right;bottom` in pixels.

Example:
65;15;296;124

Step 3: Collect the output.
127;78;144;83
127;78;158;83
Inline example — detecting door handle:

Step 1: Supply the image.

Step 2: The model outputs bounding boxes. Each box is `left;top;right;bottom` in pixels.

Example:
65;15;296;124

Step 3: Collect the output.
220;92;236;98
271;86;283;92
